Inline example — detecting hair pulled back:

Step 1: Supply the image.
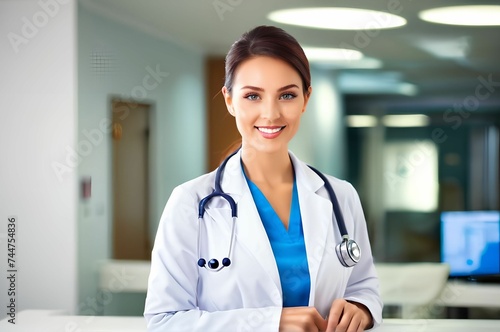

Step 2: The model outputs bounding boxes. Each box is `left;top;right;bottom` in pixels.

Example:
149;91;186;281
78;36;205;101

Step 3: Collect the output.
224;25;311;95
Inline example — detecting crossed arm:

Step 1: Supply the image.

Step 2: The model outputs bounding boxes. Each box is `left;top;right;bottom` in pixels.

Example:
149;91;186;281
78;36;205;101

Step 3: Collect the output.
279;299;373;332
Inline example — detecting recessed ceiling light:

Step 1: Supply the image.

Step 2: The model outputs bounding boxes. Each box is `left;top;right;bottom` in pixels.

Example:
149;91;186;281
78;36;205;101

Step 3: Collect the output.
419;5;500;26
303;47;383;69
346;115;378;128
268;7;407;30
413;36;471;59
338;72;418;96
313;57;383;69
382;114;430;127
346;114;430;128
304;47;363;61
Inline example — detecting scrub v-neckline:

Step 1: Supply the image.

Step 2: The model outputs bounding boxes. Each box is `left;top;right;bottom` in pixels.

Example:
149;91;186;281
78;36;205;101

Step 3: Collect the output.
245;176;302;241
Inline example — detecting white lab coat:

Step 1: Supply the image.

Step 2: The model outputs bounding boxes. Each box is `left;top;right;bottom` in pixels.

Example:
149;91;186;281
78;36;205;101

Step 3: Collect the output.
144;150;383;331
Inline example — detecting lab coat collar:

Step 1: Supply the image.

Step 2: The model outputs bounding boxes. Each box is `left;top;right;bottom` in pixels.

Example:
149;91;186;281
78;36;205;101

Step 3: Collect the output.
219;149;325;200
216;149;332;305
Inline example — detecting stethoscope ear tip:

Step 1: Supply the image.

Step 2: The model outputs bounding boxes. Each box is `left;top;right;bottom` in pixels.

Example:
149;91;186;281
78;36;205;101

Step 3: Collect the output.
197;259;206;267
222;258;231;267
208;259;219;269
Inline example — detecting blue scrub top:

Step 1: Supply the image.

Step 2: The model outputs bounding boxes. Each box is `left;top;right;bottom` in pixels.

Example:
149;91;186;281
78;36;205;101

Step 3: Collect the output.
243;168;311;307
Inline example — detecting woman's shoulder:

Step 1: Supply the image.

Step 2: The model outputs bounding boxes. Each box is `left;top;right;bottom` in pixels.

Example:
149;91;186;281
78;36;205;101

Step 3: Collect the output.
176;171;215;191
321;172;356;193
291;152;356;193
171;169;217;199
291;153;359;203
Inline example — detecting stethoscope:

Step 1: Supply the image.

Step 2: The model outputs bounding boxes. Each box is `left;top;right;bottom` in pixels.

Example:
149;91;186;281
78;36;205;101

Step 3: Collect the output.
197;149;361;272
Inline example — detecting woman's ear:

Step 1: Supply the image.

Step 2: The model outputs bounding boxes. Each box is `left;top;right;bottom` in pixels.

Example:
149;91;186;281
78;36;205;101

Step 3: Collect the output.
302;86;312;113
222;86;235;116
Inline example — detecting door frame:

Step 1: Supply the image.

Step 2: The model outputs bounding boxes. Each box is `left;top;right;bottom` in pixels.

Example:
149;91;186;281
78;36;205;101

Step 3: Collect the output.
108;95;157;260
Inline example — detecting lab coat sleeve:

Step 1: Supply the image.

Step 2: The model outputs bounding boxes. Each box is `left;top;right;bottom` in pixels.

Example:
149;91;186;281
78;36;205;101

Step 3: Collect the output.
144;185;282;332
342;183;383;329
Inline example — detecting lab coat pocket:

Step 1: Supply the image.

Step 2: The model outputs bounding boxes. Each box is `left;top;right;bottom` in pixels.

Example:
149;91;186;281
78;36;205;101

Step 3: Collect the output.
313;238;351;317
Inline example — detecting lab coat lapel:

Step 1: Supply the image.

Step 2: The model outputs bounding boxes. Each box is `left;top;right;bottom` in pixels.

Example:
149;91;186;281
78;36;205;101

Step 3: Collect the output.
290;153;331;305
217;151;282;294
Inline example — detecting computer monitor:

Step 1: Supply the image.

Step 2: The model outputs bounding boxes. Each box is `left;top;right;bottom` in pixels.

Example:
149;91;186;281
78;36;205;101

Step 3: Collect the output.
440;211;500;278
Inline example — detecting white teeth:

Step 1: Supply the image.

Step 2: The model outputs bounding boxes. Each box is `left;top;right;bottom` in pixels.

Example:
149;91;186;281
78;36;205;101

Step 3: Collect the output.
258;127;283;134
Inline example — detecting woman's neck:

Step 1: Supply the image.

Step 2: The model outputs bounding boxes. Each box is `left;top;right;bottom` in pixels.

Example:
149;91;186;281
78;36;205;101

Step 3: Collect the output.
240;147;293;186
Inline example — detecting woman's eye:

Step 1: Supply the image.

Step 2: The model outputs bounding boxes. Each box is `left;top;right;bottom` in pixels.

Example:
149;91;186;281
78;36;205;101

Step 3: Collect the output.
244;94;260;101
280;93;296;100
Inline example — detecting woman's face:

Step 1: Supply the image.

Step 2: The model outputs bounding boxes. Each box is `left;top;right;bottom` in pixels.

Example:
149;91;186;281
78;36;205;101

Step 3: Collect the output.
222;56;311;155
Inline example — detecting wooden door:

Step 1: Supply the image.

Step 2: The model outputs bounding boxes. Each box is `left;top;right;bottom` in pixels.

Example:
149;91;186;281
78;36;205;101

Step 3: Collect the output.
112;100;151;260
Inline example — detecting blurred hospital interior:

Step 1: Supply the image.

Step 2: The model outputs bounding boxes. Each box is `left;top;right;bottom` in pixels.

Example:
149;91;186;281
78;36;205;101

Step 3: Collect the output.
1;0;500;324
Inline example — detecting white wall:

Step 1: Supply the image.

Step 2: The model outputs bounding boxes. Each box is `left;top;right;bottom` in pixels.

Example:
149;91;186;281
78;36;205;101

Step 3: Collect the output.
0;0;78;318
77;3;206;315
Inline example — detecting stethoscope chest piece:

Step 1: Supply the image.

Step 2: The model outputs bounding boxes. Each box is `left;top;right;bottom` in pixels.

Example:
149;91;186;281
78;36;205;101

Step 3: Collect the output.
336;237;361;267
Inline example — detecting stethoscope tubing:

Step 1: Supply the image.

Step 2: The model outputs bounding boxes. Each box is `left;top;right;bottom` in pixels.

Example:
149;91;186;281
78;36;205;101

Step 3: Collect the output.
197;148;360;271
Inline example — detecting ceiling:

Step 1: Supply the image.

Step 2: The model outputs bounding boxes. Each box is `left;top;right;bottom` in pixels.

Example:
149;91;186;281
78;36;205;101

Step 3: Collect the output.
81;0;500;115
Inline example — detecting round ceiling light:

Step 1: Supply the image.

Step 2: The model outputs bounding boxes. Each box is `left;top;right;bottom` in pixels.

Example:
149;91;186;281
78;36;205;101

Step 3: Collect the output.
268;7;407;30
303;47;383;69
303;47;363;61
419;5;500;26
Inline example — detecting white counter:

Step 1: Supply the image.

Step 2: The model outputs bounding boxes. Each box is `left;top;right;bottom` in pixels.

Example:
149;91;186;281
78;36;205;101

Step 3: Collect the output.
438;279;500;308
0;310;146;332
379;318;500;331
1;310;500;332
97;260;500;309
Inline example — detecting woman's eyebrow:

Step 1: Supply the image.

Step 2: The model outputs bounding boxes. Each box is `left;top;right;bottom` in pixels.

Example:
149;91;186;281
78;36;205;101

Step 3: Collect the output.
240;85;264;91
240;84;299;91
278;84;299;92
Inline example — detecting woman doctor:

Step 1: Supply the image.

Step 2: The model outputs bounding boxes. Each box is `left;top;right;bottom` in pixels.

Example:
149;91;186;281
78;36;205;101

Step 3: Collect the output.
144;25;383;332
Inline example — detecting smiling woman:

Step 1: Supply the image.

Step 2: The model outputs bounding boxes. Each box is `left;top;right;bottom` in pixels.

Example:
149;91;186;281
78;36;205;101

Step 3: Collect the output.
222;56;309;156
144;25;382;332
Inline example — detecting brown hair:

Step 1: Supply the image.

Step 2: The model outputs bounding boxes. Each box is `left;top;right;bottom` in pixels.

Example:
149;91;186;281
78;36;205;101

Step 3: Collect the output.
224;25;311;95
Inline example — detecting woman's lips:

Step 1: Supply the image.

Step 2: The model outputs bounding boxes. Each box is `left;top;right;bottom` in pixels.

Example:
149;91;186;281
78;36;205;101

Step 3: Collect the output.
255;126;285;139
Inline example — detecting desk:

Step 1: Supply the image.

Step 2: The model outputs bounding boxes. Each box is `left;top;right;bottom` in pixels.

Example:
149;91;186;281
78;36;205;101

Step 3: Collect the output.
1;310;500;332
99;260;150;293
438;280;500;308
100;260;500;319
101;260;500;308
0;310;146;332
380;319;500;331
435;280;500;319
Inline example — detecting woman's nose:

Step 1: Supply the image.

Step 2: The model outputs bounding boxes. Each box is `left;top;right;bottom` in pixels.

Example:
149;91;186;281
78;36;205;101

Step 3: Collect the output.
260;100;280;121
